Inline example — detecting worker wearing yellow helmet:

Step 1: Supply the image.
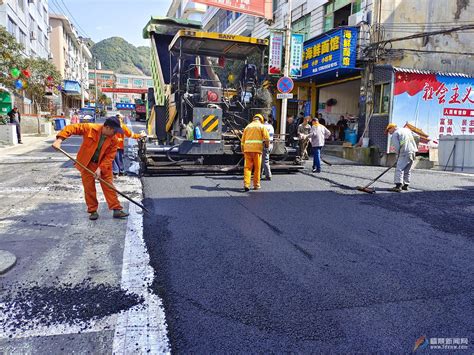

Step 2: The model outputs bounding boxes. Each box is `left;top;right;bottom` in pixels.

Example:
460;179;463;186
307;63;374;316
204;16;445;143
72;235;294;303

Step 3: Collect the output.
241;113;270;192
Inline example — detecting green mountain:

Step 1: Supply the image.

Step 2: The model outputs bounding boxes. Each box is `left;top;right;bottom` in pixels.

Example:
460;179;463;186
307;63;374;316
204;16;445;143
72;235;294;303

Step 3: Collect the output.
90;37;151;76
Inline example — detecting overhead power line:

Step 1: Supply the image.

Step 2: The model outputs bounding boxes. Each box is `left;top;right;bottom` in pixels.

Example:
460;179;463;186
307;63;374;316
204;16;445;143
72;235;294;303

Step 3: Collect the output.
396;48;474;56
58;0;90;39
49;0;90;39
370;24;474;47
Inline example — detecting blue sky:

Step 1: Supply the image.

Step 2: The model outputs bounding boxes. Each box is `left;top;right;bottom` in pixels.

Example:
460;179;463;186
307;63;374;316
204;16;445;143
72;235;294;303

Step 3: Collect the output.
50;0;173;46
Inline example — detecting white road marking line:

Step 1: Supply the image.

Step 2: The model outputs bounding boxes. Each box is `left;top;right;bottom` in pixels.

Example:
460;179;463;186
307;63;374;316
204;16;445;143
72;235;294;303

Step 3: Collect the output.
112;201;170;355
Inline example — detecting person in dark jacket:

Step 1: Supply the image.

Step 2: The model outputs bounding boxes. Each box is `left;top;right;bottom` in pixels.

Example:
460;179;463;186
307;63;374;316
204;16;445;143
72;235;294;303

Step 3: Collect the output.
7;106;22;144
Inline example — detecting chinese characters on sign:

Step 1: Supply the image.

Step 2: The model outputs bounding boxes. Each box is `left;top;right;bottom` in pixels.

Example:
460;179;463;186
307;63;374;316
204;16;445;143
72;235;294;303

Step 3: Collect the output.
429;337;469;351
289;33;304;78
301;27;358;78
268;32;283;75
192;0;273;20
392;71;474;147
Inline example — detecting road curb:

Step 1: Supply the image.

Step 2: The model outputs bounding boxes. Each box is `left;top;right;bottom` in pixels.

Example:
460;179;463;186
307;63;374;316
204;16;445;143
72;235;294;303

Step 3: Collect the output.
0;250;17;275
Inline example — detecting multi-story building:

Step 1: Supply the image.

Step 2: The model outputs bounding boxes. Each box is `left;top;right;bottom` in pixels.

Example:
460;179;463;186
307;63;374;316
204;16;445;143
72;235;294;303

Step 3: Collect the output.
0;0;50;59
49;13;92;114
114;73;153;103
167;0;207;21
88;69;115;89
0;0;51;113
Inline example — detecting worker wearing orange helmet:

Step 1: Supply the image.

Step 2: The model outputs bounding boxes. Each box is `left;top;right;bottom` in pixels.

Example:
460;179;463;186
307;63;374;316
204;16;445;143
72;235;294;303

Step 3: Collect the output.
241;113;270;192
113;113;146;176
52;117;129;220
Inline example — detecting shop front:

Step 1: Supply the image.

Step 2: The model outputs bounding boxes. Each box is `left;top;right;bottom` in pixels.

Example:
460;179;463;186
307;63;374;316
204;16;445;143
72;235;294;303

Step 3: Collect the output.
0;89;13;117
299;27;362;142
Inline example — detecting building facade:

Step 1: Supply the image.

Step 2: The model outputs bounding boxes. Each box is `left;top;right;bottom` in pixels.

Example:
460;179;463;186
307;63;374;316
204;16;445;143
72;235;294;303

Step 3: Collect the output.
167;0;207;21
49;13;92;114
0;0;50;59
0;0;51;114
114;73;153;103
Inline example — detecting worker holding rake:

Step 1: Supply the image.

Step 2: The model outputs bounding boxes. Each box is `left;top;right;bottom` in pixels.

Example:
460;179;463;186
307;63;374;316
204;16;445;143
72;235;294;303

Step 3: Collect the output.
386;123;418;192
52;116;129;220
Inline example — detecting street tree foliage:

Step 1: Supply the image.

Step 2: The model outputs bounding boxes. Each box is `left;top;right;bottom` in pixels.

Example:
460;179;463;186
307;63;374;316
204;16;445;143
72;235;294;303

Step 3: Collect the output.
1;26;62;114
0;25;23;91
23;57;62;113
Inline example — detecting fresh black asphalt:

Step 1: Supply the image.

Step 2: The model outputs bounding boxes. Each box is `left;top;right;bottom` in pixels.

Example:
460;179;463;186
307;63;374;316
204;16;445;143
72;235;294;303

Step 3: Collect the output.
141;169;474;353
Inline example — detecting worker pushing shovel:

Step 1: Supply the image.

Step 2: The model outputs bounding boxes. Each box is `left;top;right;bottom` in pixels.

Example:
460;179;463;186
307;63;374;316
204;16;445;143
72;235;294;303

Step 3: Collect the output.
52;116;144;220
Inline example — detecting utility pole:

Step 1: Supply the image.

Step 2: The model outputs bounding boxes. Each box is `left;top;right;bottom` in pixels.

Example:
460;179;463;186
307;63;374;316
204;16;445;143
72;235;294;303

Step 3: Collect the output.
94;59;101;109
279;0;292;136
79;39;85;108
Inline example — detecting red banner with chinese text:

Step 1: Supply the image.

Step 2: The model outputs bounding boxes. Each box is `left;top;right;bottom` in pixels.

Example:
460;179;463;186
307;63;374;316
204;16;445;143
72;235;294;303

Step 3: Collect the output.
391;70;474;153
193;0;273;20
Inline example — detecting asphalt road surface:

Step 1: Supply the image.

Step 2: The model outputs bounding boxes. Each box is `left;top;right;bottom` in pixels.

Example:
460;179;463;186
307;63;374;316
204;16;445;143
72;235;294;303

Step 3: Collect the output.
141;163;474;352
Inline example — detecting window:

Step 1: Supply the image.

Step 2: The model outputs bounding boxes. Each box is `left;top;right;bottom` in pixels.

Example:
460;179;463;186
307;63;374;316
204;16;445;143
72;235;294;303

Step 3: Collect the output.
146;80;153;87
323;0;362;32
7;17;18;37
133;79;143;87
17;0;25;12
292;15;311;40
37;26;43;45
19;29;27;47
374;83;391;114
119;78;129;85
101;74;110;80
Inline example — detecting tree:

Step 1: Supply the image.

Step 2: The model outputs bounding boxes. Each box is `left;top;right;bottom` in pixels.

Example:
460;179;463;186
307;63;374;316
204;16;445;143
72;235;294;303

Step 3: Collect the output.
0;25;24;91
22;58;61;132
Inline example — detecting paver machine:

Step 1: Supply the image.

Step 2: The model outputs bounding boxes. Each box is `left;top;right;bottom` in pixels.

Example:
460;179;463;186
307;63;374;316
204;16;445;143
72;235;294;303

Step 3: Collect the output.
140;17;301;174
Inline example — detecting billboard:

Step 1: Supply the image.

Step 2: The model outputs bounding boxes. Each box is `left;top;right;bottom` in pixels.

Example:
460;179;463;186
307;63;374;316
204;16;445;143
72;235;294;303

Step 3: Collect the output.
301;27;358;78
268;31;283;75
289;33;304;78
392;70;474;152
193;0;273;20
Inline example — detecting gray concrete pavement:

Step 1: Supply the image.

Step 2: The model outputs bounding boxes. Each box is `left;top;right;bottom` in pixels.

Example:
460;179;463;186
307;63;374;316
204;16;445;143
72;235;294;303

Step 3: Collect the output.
142;161;473;352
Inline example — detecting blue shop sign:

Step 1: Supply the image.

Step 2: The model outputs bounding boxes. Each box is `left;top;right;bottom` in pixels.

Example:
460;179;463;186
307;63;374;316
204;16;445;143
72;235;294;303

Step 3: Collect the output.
302;27;358;78
63;80;81;94
116;103;135;110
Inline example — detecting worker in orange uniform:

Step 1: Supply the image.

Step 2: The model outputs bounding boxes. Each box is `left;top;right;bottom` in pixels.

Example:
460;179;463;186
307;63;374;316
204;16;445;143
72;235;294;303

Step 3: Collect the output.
113;113;145;176
241;113;270;192
52;116;129;220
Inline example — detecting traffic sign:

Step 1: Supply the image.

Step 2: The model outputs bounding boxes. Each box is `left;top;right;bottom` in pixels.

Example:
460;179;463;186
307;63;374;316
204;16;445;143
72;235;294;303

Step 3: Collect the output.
277;76;294;94
277;93;293;99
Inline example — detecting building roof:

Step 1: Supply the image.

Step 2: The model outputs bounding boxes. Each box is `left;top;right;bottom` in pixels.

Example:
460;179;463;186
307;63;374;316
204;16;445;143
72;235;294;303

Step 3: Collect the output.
393;67;474;78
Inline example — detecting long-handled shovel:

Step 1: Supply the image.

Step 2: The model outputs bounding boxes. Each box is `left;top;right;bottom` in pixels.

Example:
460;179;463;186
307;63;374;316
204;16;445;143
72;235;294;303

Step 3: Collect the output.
356;159;398;194
55;147;150;213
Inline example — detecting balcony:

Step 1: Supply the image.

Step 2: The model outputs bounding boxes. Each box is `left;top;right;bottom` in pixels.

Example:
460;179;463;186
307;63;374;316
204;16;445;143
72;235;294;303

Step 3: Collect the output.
223;14;255;37
202;7;220;29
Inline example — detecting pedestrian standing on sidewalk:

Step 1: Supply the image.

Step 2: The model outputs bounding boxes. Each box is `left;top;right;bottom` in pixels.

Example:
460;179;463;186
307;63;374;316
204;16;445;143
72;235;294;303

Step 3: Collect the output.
113;113;145;176
297;116;311;160
7;106;22;144
52;117;129;220
241;113;270;191
385;123;418;192
262;115;274;180
308;118;331;173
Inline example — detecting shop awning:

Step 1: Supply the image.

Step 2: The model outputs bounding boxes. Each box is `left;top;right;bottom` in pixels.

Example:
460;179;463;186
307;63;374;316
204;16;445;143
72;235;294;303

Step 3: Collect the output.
299;27;362;83
62;80;81;96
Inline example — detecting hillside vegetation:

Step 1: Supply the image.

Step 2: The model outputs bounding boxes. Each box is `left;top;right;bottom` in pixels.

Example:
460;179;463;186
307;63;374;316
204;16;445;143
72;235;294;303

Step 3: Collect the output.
90;37;151;76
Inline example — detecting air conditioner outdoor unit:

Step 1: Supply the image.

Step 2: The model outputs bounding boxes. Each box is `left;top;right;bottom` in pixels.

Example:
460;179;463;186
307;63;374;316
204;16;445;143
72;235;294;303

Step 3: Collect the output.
348;11;366;26
30;31;37;40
